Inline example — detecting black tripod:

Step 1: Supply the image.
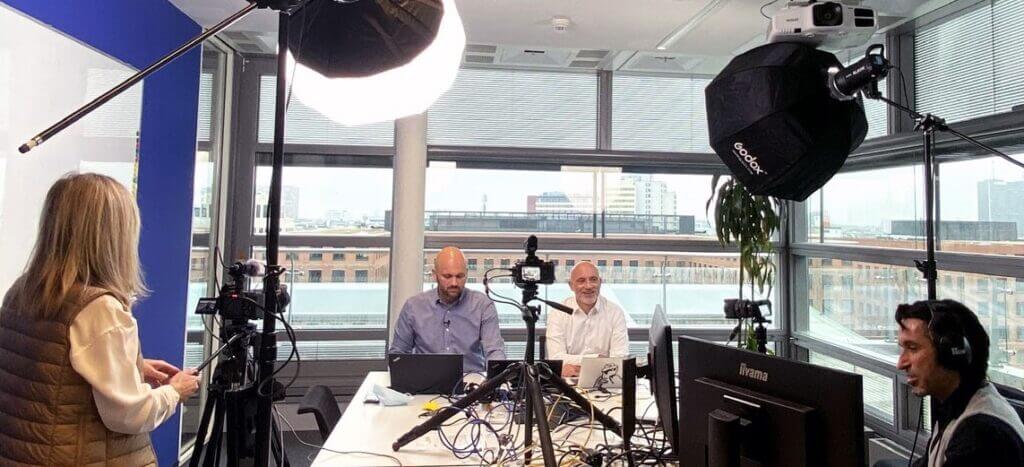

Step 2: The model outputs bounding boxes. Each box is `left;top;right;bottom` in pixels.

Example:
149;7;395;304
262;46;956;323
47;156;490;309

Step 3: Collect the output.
391;284;623;466
188;321;290;467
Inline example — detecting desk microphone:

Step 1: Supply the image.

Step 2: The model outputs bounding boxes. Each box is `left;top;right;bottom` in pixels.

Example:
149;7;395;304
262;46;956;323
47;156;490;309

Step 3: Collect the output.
537;298;574;315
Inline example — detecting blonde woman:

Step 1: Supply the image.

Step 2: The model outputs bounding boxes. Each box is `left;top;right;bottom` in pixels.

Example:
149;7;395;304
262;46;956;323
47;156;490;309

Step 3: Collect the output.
0;173;199;466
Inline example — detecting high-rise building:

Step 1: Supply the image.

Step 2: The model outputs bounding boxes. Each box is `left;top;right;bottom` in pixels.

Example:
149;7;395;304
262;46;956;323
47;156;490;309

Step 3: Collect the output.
978;179;1024;237
528;191;594;213
604;175;677;215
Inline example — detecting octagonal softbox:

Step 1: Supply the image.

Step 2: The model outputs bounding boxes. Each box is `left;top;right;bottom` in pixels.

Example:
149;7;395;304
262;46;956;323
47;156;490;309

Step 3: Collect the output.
705;42;868;201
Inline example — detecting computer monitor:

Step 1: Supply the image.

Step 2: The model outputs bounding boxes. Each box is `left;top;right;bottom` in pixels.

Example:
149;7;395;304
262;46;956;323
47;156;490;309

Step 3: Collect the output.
648;305;679;454
677;337;864;467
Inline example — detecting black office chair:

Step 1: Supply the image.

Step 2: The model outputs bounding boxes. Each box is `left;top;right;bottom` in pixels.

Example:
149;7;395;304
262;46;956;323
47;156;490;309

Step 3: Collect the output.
297;385;341;442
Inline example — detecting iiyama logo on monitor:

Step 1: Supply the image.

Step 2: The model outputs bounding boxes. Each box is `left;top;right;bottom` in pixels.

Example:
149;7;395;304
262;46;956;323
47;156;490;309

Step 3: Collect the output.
731;142;768;176
739;362;769;382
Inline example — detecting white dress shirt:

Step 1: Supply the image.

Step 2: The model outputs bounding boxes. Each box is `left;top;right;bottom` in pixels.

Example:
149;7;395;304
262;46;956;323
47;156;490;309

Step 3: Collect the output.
545;295;630;366
68;295;180;434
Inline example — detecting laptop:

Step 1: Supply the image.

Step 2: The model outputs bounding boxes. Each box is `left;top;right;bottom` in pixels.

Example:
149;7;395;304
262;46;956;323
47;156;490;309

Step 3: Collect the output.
578;357;625;390
388;353;463;395
486;359;564;389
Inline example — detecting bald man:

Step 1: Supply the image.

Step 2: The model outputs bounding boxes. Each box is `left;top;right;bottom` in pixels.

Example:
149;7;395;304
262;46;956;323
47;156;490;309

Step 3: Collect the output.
389;247;506;373
546;261;629;377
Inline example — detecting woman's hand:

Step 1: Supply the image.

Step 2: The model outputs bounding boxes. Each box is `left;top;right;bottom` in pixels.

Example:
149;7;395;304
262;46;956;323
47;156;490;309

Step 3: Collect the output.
168;369;200;400
143;359;180;387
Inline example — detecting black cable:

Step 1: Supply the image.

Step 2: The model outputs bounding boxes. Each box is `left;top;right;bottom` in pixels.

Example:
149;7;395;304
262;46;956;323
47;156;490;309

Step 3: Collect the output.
283;0;325;111
274;407;404;466
760;0;781;20
908;398;925;467
238;295;301;396
891;65;913;115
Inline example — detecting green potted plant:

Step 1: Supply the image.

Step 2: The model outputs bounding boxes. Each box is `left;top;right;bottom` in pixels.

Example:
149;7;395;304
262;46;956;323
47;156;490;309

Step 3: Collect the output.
707;176;781;353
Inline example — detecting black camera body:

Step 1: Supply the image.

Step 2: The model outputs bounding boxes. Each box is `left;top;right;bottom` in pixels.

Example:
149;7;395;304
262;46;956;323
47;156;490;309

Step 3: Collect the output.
194;260;283;321
512;235;555;287
724;298;772;322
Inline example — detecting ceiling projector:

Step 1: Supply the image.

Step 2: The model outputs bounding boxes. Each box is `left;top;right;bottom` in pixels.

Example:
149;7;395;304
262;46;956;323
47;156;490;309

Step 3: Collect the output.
767;1;878;49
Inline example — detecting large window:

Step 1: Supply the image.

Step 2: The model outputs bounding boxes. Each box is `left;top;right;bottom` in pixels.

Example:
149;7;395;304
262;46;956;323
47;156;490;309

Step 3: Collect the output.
425;167;721;239
804;165;923;248
253;166;393;236
938;153;1024;255
803;258;924;360
423;249;772;331
254;248;390;330
810;351;896;424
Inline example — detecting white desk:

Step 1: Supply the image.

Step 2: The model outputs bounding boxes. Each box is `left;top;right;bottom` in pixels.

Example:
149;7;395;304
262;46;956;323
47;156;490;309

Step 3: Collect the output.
310;371;657;466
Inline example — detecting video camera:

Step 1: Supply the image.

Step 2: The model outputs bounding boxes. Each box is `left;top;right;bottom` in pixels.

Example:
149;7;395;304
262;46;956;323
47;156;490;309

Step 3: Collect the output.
724;298;772;322
195;259;289;321
511;235;556;288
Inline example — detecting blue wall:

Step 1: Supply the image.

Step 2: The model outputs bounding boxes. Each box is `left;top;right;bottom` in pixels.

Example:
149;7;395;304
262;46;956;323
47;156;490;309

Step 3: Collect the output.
3;1;201;464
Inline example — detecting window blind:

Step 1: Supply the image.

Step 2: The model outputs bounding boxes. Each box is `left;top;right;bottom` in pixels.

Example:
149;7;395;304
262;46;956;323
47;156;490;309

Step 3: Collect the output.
427;68;598;149
612;75;713;152
258;75;394;146
915;1;1024;123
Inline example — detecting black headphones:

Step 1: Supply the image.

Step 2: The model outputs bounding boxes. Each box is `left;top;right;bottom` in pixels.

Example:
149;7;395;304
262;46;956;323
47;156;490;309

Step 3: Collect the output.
924;300;973;371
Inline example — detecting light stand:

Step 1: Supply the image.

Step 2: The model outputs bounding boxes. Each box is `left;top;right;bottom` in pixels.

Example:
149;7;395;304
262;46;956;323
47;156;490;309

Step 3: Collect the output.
18;2;307;465
391;282;624;466
863;81;1024;300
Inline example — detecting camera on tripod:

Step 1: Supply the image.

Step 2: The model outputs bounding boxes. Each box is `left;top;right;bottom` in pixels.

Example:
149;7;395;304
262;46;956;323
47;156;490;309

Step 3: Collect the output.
195;259;289;321
724;298;772;322
512;235;556;288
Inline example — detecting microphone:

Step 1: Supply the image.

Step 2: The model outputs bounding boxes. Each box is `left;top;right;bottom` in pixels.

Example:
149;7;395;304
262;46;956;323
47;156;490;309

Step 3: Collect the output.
443;319;451;328
231;259;266;277
829;43;890;101
538;298;574;315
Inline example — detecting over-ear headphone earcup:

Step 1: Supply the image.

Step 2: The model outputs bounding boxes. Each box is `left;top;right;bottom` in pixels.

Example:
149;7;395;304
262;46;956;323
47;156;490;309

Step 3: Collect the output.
932;315;972;371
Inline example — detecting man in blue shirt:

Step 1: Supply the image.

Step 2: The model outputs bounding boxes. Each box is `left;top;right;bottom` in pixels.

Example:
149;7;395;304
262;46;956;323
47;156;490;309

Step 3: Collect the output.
389;246;506;373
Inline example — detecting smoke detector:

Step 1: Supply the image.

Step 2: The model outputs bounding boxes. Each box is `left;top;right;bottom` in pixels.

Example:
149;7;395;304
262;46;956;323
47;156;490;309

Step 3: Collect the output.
551;16;572;33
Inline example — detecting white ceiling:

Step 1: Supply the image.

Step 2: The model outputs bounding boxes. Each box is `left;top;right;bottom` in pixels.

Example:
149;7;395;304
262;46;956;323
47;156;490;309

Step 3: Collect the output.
169;0;952;75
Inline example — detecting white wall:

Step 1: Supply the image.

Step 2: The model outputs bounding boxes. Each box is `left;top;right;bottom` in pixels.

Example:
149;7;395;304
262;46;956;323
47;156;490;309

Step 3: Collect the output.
0;4;142;293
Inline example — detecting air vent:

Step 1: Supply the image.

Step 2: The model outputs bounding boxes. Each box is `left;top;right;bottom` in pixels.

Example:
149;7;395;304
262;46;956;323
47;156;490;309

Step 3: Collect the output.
577;49;609;60
499;48;573;66
622;52;706;74
569;60;601;68
466;43;497;54
465;54;495;64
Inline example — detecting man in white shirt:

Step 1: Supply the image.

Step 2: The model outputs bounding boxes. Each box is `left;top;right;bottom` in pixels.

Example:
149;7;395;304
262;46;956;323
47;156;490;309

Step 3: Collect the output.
546;261;630;377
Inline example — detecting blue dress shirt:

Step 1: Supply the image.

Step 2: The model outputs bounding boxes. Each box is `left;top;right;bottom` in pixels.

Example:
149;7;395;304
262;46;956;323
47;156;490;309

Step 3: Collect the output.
389;288;506;373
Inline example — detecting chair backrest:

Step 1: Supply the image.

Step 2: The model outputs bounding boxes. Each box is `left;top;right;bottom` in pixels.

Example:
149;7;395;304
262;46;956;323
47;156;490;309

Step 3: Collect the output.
995;383;1024;424
297;385;341;442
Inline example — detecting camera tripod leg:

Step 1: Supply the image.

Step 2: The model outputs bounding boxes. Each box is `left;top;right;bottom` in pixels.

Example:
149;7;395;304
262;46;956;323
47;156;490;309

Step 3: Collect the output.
205;397;227;467
524;368;557;467
271;416;291;467
189;390;220;467
522;365;534;466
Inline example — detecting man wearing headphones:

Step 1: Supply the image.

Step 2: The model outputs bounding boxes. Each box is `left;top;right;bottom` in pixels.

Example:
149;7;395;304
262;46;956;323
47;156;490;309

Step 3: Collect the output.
896;299;1024;466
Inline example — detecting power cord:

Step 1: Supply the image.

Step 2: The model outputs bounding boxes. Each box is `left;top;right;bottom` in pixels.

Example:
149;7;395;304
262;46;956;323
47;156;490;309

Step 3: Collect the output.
908;398;925;467
273;406;404;466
